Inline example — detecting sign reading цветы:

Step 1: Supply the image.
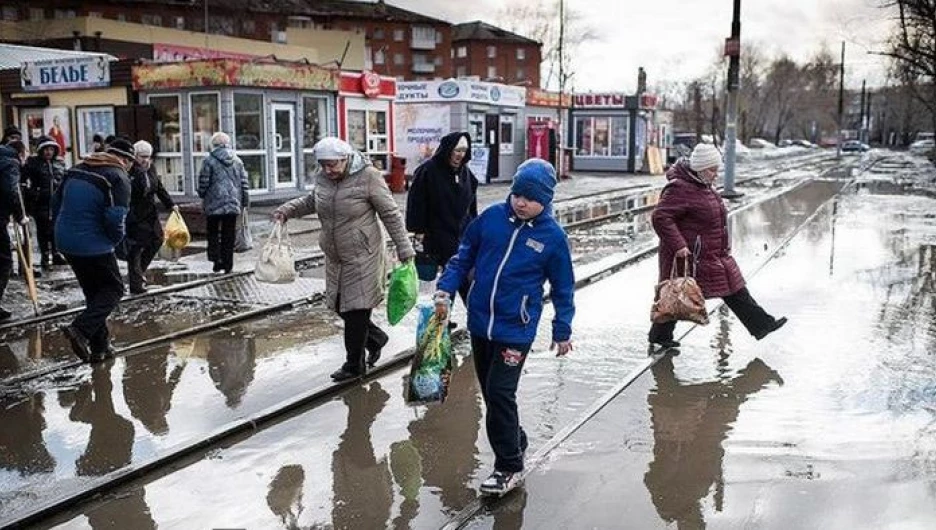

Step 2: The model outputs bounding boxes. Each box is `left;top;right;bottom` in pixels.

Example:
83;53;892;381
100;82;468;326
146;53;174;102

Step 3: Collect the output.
21;55;111;92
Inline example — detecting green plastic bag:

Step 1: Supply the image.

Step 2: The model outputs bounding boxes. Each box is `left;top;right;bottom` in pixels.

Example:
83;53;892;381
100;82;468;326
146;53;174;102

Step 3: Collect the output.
387;261;418;325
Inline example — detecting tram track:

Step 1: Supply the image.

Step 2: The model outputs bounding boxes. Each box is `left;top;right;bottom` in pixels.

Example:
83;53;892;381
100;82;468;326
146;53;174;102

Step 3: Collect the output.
0;153;857;529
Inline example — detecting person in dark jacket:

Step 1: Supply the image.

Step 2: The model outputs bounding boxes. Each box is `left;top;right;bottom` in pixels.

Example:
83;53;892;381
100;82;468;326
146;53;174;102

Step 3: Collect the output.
54;138;134;363
197;132;249;274
1;125;22;145
648;143;787;350
406;132;479;290
126;140;177;294
22;135;67;268
435;158;575;496
0;140;28;321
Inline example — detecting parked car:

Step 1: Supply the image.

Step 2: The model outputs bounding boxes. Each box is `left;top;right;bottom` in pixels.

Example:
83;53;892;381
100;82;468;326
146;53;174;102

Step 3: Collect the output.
748;138;777;149
841;140;870;153
779;139;793;147
792;139;816;148
909;139;935;155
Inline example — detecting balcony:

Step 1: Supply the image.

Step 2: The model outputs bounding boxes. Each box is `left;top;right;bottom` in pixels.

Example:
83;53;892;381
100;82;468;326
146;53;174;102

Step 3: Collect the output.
412;62;436;74
410;38;436;50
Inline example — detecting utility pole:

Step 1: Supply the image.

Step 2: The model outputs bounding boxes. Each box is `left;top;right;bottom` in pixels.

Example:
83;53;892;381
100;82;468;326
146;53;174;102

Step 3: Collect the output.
722;0;742;198
837;41;845;158
859;79;866;144
557;0;565;177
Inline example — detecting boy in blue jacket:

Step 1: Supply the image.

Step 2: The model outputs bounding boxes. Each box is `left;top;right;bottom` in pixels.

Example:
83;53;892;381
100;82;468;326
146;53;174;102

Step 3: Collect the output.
434;158;575;496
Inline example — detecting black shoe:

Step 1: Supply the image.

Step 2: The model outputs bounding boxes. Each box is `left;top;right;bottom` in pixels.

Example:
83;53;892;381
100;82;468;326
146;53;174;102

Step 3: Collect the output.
31;267;42;278
90;344;117;363
212;262;223;273
650;339;680;349
40;255;51;270
63;325;92;363
330;368;363;382
52;253;68;266
479;470;521;496
447;321;458;331
129;285;148;295
366;334;390;368
754;317;788;340
0;308;11;321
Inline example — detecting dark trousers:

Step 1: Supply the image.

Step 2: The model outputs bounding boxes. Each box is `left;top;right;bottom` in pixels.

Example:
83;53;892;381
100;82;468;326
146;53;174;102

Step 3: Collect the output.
0;227;11;306
66;253;125;353
471;335;531;473
34;213;56;260
337;303;389;374
127;236;162;291
206;214;237;272
648;286;777;342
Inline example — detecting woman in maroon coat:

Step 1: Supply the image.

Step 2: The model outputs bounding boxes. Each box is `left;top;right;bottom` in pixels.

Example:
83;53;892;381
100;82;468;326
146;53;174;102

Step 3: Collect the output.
648;143;787;349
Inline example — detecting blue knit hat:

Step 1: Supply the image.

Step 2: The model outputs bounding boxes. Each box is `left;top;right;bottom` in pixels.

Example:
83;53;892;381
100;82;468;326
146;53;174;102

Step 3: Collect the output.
510;159;557;206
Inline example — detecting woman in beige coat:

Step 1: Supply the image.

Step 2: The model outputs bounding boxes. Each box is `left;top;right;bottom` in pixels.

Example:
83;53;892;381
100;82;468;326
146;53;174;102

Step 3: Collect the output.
273;137;414;382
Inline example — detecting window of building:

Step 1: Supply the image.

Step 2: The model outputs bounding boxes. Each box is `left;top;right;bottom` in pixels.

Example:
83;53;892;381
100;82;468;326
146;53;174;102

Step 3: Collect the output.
148;95;184;194
87;11;102;18
288;16;312;29
1;7;17;21
117;13;127;22
302;96;329;188
141;13;162;26
53;9;76;19
346;107;390;171
29;8;44;20
456;65;467;78
487;66;497;79
374;49;385;65
487;46;496;59
233;93;266;192
516;68;525;80
499;115;514;155
456;46;467;58
433;55;442;66
393;29;404;41
394;53;404;66
574;115;629;157
242;19;255;34
373;28;384;40
175;16;186;30
190;92;221;179
211;16;235;35
436;29;443;43
517;48;526;61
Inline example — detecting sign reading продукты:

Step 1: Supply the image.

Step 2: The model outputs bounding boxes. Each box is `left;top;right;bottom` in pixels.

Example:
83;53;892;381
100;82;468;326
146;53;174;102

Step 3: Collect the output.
21;56;111;92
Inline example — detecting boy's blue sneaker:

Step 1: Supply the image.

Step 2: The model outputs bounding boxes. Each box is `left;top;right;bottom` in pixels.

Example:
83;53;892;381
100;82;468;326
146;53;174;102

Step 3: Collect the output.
480;470;520;496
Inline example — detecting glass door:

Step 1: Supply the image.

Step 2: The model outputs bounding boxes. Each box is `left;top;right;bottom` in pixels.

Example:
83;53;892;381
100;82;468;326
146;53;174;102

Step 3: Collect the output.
272;103;296;189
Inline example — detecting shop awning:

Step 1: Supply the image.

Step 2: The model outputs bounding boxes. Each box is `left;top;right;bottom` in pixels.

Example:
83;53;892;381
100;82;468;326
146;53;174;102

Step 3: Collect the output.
0;43;116;70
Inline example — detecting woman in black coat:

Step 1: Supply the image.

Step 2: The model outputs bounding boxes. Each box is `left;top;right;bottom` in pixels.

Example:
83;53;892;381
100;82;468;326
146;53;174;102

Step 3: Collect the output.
22;135;66;268
126;140;176;294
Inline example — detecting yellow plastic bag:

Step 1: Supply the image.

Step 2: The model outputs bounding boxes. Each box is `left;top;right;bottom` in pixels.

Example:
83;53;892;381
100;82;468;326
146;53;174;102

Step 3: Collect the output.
164;210;191;251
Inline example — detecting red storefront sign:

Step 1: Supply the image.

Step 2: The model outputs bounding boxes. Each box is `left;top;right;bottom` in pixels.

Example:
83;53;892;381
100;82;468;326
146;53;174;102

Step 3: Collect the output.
339;71;396;98
526;88;572;108
573;93;626;108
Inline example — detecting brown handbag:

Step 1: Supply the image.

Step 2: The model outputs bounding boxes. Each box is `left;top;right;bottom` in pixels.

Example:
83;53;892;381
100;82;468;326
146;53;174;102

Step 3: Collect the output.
650;256;709;325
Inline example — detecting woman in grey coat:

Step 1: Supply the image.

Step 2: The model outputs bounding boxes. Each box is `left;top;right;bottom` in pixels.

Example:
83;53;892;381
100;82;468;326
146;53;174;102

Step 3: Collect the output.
273;137;414;382
197;132;249;274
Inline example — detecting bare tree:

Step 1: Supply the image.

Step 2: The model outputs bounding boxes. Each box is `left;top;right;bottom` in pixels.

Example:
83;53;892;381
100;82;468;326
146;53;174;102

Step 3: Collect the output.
498;0;600;90
763;56;801;143
877;0;936;133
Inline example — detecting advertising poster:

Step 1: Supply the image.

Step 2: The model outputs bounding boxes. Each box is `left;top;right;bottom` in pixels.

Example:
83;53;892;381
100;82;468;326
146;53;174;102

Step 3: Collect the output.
467;146;489;182
76;106;115;158
393;103;450;171
42;107;73;166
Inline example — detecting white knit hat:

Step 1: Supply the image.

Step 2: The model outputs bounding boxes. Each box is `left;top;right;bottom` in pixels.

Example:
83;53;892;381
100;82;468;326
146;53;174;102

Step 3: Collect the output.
689;143;722;172
133;140;153;157
313;137;354;160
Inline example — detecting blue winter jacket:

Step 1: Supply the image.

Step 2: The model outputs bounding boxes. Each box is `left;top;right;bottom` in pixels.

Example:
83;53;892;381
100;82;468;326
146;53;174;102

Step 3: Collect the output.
52;153;131;256
438;200;575;345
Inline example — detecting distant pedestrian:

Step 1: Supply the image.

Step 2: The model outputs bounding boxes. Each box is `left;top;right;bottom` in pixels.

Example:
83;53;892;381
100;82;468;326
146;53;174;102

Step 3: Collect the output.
0;139;29;321
1;125;22;146
648;143;787;350
273;137;414;382
54;137;135;362
197;132;249;274
406;131;478;296
22;135;67;268
434;158;575;496
125;140;177;294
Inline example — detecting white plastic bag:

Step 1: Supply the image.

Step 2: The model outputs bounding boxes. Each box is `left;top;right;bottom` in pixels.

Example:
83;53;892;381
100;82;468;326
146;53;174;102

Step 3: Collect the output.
255;221;296;284
235;208;253;253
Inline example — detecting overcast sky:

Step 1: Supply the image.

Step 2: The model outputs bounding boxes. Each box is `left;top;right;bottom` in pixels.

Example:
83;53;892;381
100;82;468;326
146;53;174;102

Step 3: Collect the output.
389;0;894;92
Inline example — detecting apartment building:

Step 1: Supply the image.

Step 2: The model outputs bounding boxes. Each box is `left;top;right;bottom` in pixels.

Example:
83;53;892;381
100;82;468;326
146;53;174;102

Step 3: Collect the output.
452;21;541;87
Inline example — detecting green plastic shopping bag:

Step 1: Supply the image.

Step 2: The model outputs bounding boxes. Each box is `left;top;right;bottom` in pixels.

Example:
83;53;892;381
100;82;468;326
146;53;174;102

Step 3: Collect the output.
387;260;418;325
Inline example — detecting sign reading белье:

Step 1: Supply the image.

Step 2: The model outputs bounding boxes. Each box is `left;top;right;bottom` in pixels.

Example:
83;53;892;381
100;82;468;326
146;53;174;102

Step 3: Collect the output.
21;56;111;92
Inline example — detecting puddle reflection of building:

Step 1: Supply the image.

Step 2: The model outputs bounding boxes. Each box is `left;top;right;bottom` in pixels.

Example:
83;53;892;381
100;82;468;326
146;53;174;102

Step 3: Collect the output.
644;355;782;529
267;464;306;529
123;345;184;436
0;389;54;476
206;331;256;409
331;382;393;530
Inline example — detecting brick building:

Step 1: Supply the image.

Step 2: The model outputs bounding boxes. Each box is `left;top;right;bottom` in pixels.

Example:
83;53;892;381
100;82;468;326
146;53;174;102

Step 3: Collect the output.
452;21;541;87
0;0;451;80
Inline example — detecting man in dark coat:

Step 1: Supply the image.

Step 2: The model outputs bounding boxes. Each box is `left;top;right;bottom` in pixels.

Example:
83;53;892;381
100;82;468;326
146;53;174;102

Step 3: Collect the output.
53;138;134;362
1;125;22;145
405;131;478;295
648;143;786;349
22;135;67;268
0;140;28;321
126;140;176;294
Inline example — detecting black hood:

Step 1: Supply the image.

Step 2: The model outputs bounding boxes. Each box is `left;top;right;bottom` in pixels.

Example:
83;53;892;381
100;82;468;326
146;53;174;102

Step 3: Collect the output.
431;132;472;168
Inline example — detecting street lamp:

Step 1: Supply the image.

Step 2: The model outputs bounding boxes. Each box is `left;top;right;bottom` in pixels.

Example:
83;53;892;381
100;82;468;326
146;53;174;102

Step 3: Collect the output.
722;0;743;199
